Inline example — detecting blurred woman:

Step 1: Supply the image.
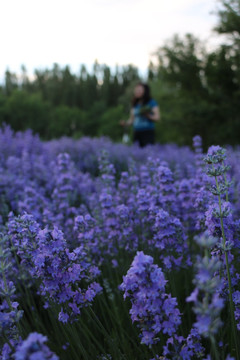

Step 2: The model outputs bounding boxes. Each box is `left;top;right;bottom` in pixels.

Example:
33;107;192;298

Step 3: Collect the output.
121;83;160;147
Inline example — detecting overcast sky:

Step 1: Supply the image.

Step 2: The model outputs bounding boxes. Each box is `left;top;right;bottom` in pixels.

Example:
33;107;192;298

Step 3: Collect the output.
0;0;221;78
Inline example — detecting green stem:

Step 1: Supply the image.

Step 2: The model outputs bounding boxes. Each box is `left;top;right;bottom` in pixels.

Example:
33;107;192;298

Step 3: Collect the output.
224;251;240;359
210;335;220;360
2;331;15;352
223;173;229;202
2;271;22;337
215;176;240;359
2;271;13;310
89;307;110;339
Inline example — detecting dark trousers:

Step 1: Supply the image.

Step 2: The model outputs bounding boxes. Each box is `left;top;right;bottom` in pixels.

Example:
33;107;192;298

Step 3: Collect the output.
133;130;155;147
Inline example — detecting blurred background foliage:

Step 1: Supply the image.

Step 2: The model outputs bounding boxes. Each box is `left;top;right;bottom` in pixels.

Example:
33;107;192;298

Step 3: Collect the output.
0;0;239;148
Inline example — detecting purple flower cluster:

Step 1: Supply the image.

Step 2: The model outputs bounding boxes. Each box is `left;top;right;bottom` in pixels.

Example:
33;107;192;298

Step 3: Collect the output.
1;127;240;358
159;327;205;359
0;233;23;356
150;208;190;270
233;290;240;331
203;145;240;338
34;226;102;321
6;213;102;322
14;332;59;360
120;251;181;346
187;233;224;338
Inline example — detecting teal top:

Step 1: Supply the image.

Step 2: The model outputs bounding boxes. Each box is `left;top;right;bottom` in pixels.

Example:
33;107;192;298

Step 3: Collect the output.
133;99;158;131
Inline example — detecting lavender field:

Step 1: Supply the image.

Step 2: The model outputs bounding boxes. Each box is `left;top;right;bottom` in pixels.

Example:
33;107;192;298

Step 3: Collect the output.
1;125;240;360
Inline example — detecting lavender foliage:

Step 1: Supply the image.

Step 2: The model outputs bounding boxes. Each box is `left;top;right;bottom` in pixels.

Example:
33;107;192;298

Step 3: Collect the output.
0;127;240;359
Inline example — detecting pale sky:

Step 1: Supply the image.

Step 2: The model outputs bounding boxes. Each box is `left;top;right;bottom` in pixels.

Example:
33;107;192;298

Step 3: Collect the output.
0;0;220;79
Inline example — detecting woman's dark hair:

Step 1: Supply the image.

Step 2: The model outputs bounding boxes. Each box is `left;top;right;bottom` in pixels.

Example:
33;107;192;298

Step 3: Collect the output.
132;82;152;106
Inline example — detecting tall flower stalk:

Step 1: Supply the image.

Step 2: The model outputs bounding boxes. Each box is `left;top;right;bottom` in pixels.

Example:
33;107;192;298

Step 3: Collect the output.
0;234;23;357
186;233;224;359
204;146;239;359
120;251;181;347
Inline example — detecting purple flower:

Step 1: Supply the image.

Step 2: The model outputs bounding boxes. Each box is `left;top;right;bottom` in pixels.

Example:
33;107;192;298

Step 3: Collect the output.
187;233;224;338
193;135;202;150
150;208;190;270
162;327;205;359
14;332;59;360
120;251;181;346
58;309;69;323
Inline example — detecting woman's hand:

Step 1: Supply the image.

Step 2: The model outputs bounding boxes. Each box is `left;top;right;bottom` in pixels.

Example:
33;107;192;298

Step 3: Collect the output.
139;105;151;116
119;120;127;127
120;109;134;127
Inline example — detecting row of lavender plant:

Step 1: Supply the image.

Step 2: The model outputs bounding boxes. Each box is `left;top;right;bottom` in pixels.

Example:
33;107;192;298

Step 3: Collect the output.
0;125;240;359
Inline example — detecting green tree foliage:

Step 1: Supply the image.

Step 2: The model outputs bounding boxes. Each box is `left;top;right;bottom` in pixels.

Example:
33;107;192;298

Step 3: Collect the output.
97;105;126;140
0;93;7;124
0;0;240;146
48;105;87;139
3;90;51;135
0;64;140;140
149;0;240;148
214;0;240;37
157;34;203;94
151;34;212;146
4;70;18;96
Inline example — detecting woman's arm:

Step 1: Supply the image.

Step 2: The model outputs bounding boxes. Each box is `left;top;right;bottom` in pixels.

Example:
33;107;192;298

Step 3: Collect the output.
126;109;134;125
120;109;134;126
146;106;160;122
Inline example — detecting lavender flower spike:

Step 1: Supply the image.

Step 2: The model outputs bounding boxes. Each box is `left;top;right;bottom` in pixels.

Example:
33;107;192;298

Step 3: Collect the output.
14;332;59;360
120;251;181;346
186;233;224;339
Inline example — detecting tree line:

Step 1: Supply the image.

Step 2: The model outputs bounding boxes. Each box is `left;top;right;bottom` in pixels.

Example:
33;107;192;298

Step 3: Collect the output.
0;0;239;147
0;63;140;140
